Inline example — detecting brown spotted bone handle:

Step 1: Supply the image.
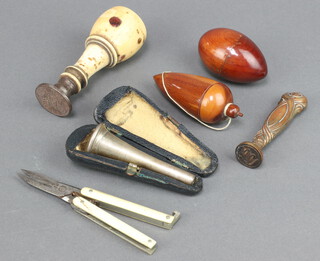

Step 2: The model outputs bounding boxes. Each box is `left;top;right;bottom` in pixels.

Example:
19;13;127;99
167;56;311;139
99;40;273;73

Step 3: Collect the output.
235;92;307;168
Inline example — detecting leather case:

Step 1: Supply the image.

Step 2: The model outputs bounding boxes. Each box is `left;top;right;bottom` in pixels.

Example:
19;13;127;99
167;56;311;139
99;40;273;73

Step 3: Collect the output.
66;86;218;194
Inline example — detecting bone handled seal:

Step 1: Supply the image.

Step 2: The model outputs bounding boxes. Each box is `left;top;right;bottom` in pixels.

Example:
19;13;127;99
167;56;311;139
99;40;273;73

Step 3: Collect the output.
235;92;307;168
35;6;147;117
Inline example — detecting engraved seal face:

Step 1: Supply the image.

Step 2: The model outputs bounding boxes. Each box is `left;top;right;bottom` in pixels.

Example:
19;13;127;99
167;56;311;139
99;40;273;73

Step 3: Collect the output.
35;84;72;117
235;142;263;169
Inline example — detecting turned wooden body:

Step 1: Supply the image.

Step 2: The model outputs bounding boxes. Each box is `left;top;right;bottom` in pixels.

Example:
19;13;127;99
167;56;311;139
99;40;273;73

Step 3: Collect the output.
235;92;307;168
35;6;147;117
153;72;242;124
198;28;267;83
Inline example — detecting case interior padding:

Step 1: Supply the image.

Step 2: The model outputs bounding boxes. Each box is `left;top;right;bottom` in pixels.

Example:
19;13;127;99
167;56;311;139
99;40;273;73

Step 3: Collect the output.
94;86;218;176
104;91;211;170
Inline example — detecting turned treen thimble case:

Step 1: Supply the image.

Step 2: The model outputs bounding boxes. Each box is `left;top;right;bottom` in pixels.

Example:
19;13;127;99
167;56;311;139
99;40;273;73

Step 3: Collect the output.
35;6;147;117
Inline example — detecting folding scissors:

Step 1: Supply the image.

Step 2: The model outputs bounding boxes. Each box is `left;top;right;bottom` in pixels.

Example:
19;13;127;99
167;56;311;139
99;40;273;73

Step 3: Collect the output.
18;169;180;255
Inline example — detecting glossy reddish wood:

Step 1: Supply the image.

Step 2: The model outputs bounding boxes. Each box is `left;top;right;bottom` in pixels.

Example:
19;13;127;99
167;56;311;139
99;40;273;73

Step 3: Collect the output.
198;28;267;83
153;72;242;124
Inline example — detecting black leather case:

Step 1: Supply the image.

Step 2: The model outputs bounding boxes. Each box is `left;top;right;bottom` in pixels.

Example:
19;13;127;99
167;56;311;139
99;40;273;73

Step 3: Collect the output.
66;86;218;194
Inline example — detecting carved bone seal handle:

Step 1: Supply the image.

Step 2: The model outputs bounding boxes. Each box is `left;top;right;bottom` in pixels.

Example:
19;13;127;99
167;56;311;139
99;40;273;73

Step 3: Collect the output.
35;6;147;117
235;92;308;168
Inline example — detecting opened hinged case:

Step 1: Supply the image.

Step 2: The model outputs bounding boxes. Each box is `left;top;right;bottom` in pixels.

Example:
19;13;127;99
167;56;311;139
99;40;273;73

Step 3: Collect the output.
66;86;218;194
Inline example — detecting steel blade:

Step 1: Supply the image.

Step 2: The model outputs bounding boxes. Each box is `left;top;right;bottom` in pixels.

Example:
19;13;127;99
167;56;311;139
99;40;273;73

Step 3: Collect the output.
18;169;80;202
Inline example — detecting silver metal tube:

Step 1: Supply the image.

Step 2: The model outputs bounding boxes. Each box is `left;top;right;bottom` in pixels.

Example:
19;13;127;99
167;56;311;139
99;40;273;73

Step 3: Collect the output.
86;124;196;185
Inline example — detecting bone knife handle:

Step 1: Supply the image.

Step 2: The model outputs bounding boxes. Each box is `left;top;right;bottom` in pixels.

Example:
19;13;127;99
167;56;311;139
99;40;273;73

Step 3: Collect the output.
251;92;307;150
80;187;180;229
72;196;157;255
